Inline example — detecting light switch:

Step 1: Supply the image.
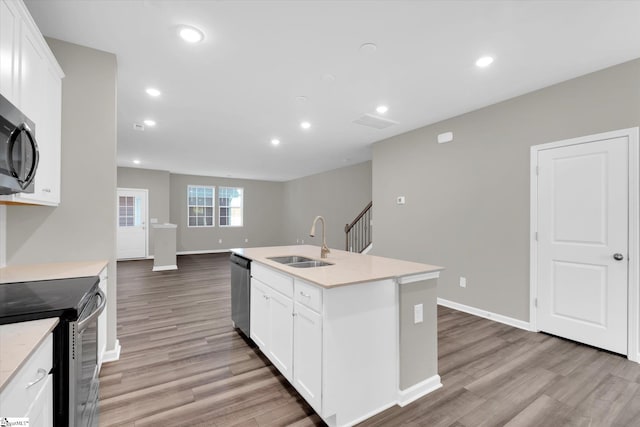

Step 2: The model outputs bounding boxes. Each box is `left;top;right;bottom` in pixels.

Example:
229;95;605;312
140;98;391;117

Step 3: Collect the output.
414;304;423;324
397;196;406;205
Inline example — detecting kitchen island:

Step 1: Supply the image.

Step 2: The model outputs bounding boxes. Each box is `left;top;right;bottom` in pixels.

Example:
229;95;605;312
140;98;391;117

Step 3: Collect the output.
231;245;443;427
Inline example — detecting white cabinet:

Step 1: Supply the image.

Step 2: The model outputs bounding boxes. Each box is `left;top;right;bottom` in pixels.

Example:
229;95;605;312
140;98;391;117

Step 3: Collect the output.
293;301;322;412
250;278;270;350
97;267;108;370
250;276;293;382
0;0;63;206
250;262;401;427
267;287;293;380
0;0;20;104
0;332;53;426
250;264;321;410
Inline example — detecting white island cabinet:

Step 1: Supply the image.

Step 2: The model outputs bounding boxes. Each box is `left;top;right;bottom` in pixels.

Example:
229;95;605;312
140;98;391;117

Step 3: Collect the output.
239;245;443;427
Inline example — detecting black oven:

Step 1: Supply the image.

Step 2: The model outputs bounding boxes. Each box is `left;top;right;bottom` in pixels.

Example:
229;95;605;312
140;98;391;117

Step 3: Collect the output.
0;276;104;427
0;92;39;195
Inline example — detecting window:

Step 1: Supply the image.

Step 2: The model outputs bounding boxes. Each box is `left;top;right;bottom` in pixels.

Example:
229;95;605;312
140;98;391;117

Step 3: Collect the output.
219;187;243;227
118;195;142;227
187;185;214;227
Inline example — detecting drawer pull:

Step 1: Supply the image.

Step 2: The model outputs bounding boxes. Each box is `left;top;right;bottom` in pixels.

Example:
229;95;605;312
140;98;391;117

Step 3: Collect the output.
25;368;47;389
299;291;311;298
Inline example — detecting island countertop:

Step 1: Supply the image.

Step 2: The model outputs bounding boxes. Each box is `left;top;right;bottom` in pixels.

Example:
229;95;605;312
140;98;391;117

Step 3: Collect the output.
231;245;443;288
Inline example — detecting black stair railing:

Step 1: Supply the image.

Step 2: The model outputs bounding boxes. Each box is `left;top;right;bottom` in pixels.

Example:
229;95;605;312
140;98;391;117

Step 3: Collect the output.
345;202;372;253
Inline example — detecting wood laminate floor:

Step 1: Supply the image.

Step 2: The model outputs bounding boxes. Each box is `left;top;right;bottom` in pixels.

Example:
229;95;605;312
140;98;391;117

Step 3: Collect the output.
100;254;640;427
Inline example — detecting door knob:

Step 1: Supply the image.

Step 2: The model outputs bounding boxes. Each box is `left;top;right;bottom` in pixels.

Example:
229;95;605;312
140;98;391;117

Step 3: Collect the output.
613;253;624;261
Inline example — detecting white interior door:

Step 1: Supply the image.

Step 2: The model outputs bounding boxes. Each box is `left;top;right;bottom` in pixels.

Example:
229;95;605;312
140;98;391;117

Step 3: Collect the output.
537;136;628;354
117;188;147;259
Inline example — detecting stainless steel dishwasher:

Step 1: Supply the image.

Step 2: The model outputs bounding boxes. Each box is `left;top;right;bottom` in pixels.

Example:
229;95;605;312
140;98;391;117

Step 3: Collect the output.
230;253;251;338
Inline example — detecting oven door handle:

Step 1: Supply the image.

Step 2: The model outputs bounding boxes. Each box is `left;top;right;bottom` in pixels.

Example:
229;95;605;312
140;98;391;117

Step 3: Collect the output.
78;288;106;332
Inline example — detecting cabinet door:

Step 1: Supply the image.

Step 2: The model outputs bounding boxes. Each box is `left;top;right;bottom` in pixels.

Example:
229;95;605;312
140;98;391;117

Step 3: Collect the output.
293;302;322;412
25;373;53;427
250;278;270;351
0;0;20;104
268;289;293;382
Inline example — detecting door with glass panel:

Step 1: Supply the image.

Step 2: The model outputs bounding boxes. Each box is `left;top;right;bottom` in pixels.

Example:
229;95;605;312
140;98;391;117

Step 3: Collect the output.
117;188;148;259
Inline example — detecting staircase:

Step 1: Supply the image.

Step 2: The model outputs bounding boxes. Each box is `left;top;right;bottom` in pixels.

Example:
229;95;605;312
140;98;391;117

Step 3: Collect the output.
345;202;372;253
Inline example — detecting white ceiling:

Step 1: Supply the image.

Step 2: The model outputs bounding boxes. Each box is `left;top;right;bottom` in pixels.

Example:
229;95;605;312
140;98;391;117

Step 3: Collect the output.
24;0;640;181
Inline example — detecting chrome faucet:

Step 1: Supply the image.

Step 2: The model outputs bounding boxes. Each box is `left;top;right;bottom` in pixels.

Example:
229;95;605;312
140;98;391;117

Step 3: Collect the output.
310;216;330;259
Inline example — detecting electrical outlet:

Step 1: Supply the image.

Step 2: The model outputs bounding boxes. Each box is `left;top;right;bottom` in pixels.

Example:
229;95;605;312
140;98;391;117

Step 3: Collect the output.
414;304;423;324
460;277;467;288
218;238;223;244
301;239;304;244
244;238;249;243
396;196;406;205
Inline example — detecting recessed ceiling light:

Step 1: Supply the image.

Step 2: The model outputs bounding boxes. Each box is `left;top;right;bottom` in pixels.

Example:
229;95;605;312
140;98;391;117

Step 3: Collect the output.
359;43;377;54
143;119;156;127
133;159;141;165
300;121;311;130
145;88;161;97
178;25;204;43
271;138;280;146
376;105;388;114
322;74;336;83
475;56;494;68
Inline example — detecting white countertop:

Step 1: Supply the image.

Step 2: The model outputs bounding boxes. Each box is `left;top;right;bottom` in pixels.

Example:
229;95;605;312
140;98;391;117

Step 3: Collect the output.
231;245;443;288
0;317;59;392
0;260;108;284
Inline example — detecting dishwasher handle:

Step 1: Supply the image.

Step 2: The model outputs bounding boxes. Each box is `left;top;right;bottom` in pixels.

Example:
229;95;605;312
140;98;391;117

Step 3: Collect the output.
230;253;251;269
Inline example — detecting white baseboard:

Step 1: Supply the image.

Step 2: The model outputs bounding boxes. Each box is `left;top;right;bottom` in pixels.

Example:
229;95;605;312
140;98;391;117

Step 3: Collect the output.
102;339;121;363
361;243;373;254
152;265;178;272
176;249;231;255
397;374;442;407
438;298;532;331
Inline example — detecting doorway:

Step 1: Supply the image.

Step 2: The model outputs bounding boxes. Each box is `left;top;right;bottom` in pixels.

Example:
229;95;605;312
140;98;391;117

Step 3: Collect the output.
117;188;148;260
530;127;639;360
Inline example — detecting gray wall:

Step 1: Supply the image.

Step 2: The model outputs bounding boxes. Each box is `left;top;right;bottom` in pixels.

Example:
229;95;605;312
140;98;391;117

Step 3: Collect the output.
117;167;171;256
282;161;372;250
6;38;118;349
169;173;286;252
372;58;640;322
399;278;438;389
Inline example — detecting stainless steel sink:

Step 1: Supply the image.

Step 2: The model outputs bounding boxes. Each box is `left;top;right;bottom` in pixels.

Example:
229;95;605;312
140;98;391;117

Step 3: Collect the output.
267;256;333;268
268;255;314;264
287;260;333;268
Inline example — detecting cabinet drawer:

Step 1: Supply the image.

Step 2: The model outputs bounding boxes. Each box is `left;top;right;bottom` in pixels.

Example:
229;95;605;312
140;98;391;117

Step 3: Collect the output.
252;263;293;297
0;333;53;417
295;279;323;313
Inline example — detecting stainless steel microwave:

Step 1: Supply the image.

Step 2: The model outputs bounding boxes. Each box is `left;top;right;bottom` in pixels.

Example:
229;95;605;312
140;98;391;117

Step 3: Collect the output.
0;93;39;195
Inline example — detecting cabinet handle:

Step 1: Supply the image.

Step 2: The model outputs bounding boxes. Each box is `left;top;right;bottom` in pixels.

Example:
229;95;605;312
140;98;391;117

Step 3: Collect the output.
26;368;47;389
299;291;311;298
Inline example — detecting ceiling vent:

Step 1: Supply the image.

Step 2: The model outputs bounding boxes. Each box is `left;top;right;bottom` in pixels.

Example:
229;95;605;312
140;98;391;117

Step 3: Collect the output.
352;114;398;130
133;123;145;131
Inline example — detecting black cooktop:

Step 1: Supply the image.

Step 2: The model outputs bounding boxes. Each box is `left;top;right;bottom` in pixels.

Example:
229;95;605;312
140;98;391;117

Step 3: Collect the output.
0;276;99;325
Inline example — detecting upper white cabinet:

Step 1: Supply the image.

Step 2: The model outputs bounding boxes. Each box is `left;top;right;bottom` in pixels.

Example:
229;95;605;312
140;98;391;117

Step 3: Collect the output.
0;0;64;206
